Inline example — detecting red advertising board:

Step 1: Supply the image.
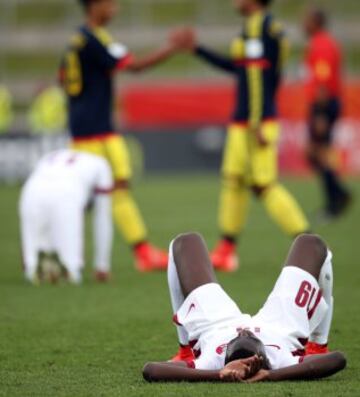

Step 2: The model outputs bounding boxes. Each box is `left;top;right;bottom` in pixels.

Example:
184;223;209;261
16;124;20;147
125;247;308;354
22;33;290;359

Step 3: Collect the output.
119;81;360;175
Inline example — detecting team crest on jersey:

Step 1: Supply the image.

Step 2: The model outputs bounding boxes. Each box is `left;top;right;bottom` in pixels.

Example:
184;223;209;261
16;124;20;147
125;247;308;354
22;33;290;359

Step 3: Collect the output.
216;343;228;355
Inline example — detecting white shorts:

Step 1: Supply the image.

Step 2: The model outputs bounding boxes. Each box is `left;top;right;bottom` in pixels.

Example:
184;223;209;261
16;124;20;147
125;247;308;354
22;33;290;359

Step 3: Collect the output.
19;179;85;277
253;266;328;349
175;283;251;344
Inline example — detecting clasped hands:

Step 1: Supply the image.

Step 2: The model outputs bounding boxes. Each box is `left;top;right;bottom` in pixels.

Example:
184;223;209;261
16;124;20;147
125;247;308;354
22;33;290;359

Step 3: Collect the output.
219;355;270;383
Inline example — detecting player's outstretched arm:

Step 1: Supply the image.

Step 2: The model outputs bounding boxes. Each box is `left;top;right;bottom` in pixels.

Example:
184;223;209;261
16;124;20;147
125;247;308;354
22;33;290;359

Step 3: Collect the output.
143;356;262;383
170;27;236;74
245;352;347;383
125;43;178;73
195;46;237;74
143;362;222;383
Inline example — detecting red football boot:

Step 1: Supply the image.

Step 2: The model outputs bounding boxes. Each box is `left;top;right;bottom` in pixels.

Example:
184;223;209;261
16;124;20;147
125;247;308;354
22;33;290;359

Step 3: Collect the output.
305;341;329;355
170;345;195;363
211;240;239;272
135;242;168;272
95;271;110;283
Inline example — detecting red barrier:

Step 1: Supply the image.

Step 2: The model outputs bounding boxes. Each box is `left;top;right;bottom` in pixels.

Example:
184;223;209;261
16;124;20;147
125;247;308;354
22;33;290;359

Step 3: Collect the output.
119;80;360;175
120;80;360;127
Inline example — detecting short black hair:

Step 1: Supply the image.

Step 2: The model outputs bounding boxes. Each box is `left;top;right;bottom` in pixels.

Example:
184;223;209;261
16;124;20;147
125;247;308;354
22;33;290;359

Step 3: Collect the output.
225;335;271;369
257;0;273;6
312;8;328;28
78;0;97;9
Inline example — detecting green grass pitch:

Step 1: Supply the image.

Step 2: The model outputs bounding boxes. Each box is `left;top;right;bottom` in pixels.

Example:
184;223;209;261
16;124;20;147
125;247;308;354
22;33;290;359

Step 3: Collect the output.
0;175;359;396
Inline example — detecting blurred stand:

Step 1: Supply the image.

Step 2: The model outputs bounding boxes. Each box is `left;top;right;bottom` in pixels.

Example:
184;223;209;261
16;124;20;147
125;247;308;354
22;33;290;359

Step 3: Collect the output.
0;0;359;182
1;0;360;131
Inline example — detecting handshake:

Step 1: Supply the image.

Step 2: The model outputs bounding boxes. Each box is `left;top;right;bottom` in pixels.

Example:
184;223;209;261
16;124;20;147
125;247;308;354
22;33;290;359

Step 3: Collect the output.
167;27;198;52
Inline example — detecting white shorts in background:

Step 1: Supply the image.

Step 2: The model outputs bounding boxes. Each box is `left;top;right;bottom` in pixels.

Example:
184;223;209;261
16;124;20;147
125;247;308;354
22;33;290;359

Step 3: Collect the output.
175;283;251;344
19;180;84;278
253;266;328;350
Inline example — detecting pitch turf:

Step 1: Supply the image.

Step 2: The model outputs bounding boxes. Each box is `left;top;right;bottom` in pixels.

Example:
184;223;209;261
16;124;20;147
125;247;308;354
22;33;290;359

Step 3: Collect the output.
0;175;359;396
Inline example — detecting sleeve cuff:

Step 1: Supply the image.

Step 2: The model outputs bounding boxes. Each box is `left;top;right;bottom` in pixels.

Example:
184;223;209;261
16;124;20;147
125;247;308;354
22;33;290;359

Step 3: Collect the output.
115;54;134;71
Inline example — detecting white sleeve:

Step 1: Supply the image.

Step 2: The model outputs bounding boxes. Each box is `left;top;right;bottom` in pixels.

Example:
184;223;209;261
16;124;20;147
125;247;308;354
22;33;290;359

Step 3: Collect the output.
93;193;113;273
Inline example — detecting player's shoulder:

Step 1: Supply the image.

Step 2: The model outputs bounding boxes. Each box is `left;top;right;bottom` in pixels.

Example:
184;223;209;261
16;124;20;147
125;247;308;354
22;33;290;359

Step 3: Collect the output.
68;26;89;49
90;27;114;46
265;14;286;38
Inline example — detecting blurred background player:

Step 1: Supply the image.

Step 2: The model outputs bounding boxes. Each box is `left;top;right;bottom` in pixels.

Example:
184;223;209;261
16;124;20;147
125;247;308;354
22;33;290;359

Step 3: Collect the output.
19;149;113;284
59;0;182;272
303;8;351;221
172;0;309;271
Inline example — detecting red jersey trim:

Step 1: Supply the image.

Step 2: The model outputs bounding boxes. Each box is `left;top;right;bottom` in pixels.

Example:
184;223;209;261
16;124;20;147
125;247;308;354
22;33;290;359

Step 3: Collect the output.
115;54;134;71
94;187;114;195
234;58;271;69
72;132;118;142
231;118;278;128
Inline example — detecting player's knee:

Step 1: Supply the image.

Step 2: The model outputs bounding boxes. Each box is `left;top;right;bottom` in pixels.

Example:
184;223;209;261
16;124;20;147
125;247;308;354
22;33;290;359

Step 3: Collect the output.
222;175;243;190
294;233;328;265
173;232;204;267
173;232;203;254
251;184;269;198
114;179;130;190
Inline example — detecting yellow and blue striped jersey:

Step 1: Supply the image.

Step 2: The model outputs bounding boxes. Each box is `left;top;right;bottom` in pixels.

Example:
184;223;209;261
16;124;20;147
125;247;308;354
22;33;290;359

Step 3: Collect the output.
196;12;289;127
231;12;289;126
59;26;132;138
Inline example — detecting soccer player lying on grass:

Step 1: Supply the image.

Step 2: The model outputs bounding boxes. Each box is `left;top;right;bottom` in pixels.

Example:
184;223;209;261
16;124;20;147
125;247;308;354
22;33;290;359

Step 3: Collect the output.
143;233;346;382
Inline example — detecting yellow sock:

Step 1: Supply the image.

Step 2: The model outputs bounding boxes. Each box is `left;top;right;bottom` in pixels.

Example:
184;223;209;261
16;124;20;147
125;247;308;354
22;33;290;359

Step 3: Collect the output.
219;178;250;237
112;189;148;245
262;184;309;236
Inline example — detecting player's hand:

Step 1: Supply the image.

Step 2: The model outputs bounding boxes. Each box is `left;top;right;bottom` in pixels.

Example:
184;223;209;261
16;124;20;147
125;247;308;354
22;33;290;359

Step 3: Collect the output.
219;355;263;382
169;27;197;52
242;368;270;383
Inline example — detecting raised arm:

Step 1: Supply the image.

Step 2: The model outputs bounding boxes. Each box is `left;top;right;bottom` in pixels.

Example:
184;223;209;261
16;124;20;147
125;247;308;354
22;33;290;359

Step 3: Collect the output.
170;27;236;74
246;352;347;383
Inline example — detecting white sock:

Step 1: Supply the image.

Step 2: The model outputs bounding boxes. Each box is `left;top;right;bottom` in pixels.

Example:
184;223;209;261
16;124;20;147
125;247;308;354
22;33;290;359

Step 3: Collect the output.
310;250;334;345
167;241;189;346
67;269;82;285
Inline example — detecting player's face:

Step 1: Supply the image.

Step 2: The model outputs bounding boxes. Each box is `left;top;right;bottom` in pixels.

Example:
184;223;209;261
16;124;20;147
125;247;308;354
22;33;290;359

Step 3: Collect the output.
93;0;118;25
226;331;270;369
303;12;317;37
233;0;257;16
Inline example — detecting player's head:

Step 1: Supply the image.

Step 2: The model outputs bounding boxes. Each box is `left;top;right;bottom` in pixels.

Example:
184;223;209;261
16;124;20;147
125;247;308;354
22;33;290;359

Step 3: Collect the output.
233;0;273;16
303;7;328;37
225;330;271;369
79;0;118;25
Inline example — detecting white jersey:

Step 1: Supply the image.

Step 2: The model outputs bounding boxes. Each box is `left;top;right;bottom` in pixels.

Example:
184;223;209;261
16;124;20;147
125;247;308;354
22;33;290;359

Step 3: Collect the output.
175;264;329;371
19;149;114;283
24;149;113;206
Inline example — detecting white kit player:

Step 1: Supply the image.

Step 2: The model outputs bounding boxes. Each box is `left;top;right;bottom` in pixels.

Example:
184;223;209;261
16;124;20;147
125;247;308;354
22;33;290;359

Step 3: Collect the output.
143;233;346;383
19;149;114;284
